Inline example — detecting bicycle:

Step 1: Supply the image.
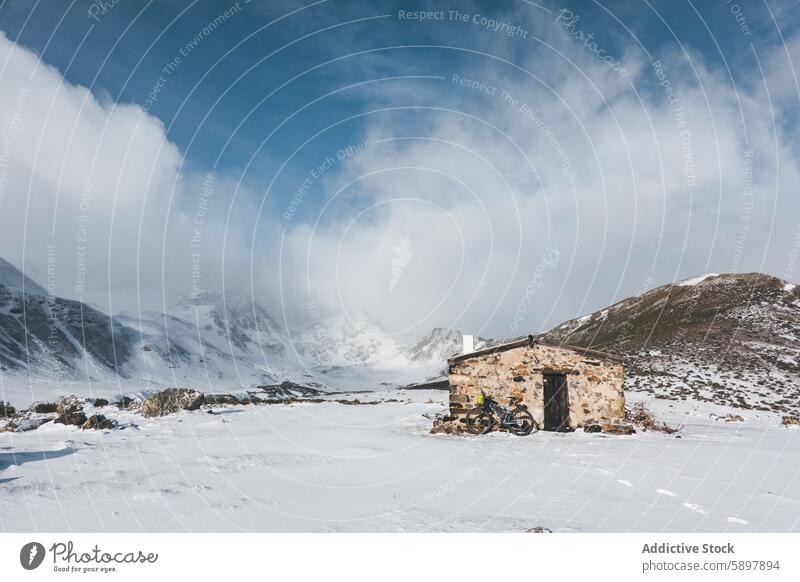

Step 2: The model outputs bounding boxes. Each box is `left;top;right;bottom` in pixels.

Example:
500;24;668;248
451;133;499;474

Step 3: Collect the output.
465;392;538;436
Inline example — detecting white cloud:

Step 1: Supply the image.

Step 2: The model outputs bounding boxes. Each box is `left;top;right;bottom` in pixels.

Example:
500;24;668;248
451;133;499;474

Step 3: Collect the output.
0;32;250;315
2;27;799;341
273;30;800;338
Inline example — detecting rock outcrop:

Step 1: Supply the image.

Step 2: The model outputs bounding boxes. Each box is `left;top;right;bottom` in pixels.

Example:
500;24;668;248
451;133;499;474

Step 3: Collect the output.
140;388;204;417
542;273;800;415
54;396;87;426
82;414;117;430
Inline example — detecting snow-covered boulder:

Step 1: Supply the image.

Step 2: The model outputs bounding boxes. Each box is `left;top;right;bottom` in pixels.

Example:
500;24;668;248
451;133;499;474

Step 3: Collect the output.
82;414;117;430
140;388;204;417
54;396;87;426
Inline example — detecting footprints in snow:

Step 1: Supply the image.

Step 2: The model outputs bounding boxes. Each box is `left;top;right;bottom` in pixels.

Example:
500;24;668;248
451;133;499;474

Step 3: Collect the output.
727;516;748;524
603;473;748;525
682;502;709;515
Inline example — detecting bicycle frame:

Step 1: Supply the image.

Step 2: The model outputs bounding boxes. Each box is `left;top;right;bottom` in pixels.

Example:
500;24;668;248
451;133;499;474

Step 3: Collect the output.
483;397;520;427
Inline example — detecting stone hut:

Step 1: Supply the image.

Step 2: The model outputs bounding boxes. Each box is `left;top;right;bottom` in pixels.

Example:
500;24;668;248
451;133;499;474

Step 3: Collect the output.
445;336;625;432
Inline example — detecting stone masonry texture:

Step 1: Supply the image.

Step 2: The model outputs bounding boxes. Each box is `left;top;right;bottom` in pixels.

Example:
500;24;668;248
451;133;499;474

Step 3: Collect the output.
447;343;625;429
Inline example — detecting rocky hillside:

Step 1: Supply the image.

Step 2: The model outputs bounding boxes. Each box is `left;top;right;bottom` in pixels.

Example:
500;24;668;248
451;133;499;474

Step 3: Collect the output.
0;257;46;295
0;257;459;394
541;273;800;415
0;260;137;378
170;290;288;357
7;250;797;416
0;259;295;386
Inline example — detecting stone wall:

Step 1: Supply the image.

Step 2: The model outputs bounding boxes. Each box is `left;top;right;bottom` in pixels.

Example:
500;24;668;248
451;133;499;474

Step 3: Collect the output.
447;343;624;430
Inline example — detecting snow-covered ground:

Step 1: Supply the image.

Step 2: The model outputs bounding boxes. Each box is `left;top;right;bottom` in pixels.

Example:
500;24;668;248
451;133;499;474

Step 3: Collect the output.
1;390;798;532
0;359;444;409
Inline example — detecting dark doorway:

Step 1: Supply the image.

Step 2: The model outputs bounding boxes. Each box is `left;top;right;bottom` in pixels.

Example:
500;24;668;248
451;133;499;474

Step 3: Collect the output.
543;372;570;431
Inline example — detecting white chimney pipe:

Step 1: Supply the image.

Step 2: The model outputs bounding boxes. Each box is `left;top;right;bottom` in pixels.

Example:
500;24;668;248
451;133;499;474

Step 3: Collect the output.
462;334;474;354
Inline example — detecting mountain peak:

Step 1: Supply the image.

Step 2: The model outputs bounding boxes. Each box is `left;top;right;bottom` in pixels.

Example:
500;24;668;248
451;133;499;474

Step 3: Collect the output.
541;271;800;415
676;272;720;287
403;327;492;362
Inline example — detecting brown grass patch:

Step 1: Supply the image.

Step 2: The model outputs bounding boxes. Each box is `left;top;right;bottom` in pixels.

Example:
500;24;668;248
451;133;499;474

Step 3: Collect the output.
625;402;683;434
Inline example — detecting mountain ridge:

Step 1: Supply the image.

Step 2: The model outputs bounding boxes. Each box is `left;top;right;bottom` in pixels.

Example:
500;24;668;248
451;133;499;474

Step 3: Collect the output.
539;272;800;414
2;258;798;416
0;257;46;295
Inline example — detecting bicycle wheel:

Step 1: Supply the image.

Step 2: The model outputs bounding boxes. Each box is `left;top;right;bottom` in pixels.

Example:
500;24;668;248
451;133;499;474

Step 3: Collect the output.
508;408;537;436
465;407;494;434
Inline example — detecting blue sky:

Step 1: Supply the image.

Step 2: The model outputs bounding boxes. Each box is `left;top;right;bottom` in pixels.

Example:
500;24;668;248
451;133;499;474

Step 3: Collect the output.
3;0;795;184
1;0;799;336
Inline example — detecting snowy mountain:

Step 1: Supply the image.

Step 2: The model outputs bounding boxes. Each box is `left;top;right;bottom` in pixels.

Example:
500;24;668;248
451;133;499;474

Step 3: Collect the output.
0;257;46;295
115;311;287;387
114;291;304;387
289;313;408;368
0;258;452;400
402;327;491;362
541;273;800;415
0;267;137;379
170;291;288;358
6;250;798;417
0;262;291;384
0;260;295;391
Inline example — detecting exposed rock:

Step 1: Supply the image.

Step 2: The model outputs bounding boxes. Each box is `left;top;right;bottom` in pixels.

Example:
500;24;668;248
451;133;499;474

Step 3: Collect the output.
82;414;117;430
334;398;385;405
33;402;58;414
13;417;53;432
0;401;56;432
719;414;745;422
430;416;464;435
0;258;138;377
254;381;325;400
0;401;15;418
400;379;451;391
584;423;602;433
204;393;250;406
601;423;636;435
526;526;553;533
253;396;385;406
782;415;800;427
54;396;87;426
93;398;110;407
117;396;137;409
172;290;286;356
140;388;204;417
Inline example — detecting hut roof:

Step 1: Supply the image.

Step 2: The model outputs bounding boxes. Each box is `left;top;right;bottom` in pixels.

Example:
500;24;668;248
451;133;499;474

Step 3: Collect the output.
447;335;624;365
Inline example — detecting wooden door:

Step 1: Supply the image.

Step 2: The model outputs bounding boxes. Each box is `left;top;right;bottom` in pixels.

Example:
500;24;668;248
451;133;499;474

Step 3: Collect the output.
543;372;570;431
